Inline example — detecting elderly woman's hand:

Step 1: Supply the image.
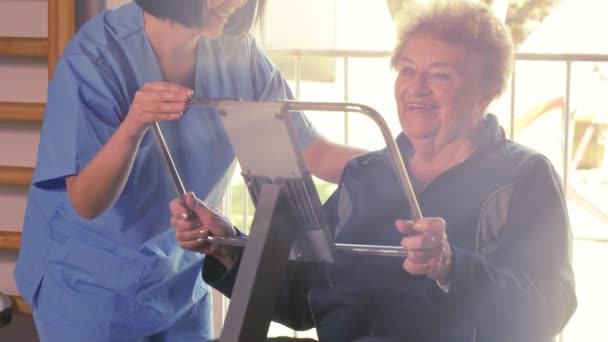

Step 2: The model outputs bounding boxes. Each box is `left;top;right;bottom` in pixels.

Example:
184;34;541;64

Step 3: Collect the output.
396;218;453;286
169;192;238;269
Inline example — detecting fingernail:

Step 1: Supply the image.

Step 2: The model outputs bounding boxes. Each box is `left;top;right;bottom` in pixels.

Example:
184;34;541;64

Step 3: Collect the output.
188;90;194;98
199;229;206;234
181;213;188;219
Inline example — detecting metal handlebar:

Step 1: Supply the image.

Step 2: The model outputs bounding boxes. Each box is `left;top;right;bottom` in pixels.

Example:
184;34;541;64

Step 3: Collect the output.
153;98;421;258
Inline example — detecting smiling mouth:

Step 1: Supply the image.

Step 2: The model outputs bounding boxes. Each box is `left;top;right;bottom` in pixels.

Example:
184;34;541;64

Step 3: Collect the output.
407;104;436;111
210;8;232;20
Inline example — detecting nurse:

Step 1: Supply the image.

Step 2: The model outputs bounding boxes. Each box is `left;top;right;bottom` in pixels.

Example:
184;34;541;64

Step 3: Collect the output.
14;0;363;341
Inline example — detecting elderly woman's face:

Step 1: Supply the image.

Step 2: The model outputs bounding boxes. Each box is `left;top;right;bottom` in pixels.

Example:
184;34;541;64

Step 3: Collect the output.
394;31;486;146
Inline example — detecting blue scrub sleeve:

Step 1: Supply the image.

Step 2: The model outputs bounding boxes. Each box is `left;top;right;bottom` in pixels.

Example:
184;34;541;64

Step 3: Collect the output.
32;54;124;189
248;37;319;149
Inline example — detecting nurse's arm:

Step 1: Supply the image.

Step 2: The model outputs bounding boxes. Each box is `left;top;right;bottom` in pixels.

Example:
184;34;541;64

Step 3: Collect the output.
302;136;366;183
66;82;192;219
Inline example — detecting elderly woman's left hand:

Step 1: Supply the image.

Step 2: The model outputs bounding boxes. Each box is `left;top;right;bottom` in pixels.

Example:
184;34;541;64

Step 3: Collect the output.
170;192;238;269
396;218;453;285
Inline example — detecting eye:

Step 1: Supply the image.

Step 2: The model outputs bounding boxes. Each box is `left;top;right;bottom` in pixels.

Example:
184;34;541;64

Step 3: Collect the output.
399;66;416;77
430;72;452;81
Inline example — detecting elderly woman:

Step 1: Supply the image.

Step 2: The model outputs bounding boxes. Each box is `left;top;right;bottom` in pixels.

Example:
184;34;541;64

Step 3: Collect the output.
170;1;577;341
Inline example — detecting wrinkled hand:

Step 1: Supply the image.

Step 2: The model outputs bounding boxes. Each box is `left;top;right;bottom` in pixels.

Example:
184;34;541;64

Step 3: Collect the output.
396;218;453;285
124;82;193;136
170;192;238;268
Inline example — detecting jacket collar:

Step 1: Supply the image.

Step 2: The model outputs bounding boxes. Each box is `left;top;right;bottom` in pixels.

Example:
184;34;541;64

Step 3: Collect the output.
394;113;510;170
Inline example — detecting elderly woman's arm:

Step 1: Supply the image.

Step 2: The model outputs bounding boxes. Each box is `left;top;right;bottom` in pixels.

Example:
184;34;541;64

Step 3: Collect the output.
169;194;317;331
445;155;577;340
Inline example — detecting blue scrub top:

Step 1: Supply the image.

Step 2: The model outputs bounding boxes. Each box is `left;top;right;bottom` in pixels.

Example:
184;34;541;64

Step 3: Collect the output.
14;2;317;338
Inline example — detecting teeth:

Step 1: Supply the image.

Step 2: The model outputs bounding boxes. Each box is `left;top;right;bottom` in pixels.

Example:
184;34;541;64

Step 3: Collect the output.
408;104;433;110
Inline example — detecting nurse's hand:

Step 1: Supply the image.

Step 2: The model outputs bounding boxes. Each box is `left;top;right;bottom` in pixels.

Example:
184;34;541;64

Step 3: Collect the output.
170;192;239;269
123;82;193;136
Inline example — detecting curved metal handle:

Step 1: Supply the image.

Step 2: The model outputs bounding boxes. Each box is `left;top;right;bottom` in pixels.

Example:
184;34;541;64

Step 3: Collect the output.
150;122;195;217
157;98;424;256
281;100;423;220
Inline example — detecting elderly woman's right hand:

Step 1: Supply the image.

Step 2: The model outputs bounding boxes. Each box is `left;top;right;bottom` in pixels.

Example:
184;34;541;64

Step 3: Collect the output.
170;192;238;269
396;218;453;286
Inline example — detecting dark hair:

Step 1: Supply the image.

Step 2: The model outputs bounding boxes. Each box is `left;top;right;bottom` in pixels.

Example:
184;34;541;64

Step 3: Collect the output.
134;0;266;36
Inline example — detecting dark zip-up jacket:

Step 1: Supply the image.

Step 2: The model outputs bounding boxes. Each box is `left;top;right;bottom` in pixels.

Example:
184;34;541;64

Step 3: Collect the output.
205;114;576;342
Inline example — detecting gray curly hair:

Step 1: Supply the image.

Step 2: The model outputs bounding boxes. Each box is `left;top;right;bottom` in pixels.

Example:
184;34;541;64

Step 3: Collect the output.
391;0;514;100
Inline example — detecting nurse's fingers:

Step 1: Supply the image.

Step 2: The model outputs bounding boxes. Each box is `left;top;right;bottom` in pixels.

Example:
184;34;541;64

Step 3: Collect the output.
132;90;190;118
127;85;194;127
137;88;193;104
143;81;194;95
136;100;188;114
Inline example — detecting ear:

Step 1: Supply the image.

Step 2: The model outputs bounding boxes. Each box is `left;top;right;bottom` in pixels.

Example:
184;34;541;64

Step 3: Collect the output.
475;82;499;114
478;93;495;113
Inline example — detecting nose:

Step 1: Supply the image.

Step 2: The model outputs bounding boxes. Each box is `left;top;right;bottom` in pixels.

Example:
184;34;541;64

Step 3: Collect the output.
412;74;430;96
